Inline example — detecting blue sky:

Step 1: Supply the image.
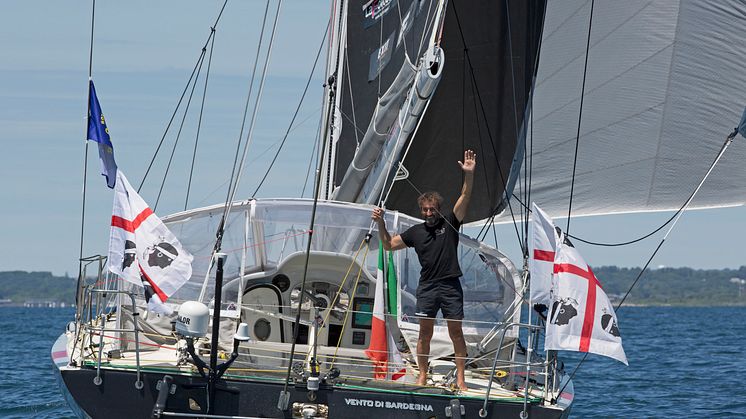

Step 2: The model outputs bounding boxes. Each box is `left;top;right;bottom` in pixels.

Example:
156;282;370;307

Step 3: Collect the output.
1;1;744;277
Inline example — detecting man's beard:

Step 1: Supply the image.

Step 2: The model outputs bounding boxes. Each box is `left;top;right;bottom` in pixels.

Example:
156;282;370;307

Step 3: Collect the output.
425;214;441;227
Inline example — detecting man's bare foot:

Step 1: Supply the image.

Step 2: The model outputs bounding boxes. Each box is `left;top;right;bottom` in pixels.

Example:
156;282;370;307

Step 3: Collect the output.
417;375;428;386
457;381;468;391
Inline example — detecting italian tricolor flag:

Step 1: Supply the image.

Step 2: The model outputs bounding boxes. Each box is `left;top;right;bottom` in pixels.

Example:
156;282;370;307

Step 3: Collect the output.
365;242;407;380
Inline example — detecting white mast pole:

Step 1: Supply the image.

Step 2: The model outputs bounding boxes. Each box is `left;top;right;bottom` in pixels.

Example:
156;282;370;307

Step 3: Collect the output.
318;0;348;200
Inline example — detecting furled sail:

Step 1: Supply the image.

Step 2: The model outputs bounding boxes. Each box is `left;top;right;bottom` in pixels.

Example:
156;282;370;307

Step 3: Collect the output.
329;0;547;224
386;1;546;223
328;0;441;203
509;0;746;221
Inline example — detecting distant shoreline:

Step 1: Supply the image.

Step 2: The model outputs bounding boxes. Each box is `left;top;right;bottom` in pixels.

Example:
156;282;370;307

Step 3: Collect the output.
611;302;746;308
2;266;745;307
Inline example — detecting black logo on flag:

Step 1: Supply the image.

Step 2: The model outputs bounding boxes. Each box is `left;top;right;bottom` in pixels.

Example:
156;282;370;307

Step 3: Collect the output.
147;242;179;269
122;240;137;270
601;311;621;337
550;297;578;325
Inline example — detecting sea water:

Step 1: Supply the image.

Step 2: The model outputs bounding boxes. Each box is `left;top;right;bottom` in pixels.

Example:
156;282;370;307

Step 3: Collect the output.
1;306;744;418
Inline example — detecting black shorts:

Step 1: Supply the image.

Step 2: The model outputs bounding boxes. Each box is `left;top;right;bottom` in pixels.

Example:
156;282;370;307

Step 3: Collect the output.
415;277;464;320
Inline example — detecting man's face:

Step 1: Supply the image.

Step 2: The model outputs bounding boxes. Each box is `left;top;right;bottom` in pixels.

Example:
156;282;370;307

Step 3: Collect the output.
420;200;441;226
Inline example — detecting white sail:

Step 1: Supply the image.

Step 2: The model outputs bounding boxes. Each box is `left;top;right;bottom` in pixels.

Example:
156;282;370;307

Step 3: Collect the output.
507;0;746;221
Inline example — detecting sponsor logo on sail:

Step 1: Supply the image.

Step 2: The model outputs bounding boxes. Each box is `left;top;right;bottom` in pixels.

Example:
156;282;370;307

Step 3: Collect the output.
368;32;396;81
362;0;398;28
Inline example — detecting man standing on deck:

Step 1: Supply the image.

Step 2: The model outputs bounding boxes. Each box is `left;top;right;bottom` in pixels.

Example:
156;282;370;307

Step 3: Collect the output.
371;149;475;391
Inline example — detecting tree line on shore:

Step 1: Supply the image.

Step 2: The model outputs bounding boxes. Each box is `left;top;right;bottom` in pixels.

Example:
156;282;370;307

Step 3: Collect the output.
1;266;745;306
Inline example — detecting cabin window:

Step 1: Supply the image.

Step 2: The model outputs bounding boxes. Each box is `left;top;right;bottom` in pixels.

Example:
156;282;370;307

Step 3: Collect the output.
351;297;374;329
254;318;272;341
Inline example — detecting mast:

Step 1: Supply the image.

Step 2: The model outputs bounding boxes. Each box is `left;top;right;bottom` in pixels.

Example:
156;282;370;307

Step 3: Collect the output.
318;0;348;200
76;0;96;319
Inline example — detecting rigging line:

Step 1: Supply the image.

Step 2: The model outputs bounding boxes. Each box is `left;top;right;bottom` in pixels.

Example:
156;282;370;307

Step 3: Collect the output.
221;0;271;220
568;213;676;247
461;42;466;214
251;19;329;197
380;97;433;206
450;1;523;252
508;187;671;247
220;0;283;250
285;107;323;134
235;109;323;167
522;7;531;249
477;4;547;246
565;0;594;234
315;237;366;341
394;175;510;272
373;54;440;205
556;237;660;399
197;0;276;303
511;140;732;247
78;0;96;311
491;215;499;249
225;0;283;208
526;98;533;240
330;2;349;198
475;211;497;242
435;0;449;46
302;118;322;198
87;0;95;78
534;1;653;98
503;0;524;249
326;247;370;369
377;29;449;209
153;49;207;211
471;70;500;243
470;66;495;242
507;189;673;247
416;0;436;60
185;29;217;211
138;47;207;193
376;2;384;99
138;0;228;192
394;0;421;70
525;3;548;251
395;0;410;66
281;62;336;398
344;40;360;147
334;105;367;137
236;108;323;167
556;132;739;398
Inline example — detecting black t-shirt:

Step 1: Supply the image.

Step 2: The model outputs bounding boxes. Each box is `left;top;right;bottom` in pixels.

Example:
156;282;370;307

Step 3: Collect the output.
400;212;462;282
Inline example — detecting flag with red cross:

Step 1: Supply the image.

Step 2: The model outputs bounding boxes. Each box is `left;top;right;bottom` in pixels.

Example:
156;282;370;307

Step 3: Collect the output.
107;170;193;314
529;203;560;308
545;233;627;365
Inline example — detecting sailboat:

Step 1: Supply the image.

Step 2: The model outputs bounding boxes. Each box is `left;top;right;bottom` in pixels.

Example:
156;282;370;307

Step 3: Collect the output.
52;1;746;418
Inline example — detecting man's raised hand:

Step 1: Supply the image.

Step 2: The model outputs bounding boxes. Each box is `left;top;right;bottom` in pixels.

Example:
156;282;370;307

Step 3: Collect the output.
458;149;476;174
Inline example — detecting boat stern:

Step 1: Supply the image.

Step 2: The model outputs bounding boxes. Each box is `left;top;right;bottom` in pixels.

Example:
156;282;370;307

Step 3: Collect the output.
51;331;90;419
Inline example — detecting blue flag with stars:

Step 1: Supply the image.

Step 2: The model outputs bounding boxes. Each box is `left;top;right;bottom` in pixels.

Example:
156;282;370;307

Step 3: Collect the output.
87;80;117;188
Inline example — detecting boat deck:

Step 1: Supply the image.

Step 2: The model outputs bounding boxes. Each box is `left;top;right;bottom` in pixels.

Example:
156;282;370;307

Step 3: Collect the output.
70;327;554;404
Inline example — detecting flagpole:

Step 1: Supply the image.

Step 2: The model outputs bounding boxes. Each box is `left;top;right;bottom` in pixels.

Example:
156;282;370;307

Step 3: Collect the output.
278;51;335;410
522;257;532;416
76;0;96;313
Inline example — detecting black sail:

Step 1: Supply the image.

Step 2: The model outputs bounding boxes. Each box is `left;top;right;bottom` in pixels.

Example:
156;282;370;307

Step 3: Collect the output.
333;0;434;191
385;0;546;223
331;1;545;223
